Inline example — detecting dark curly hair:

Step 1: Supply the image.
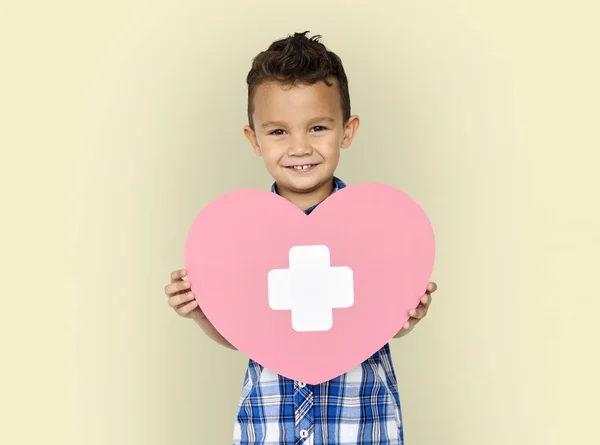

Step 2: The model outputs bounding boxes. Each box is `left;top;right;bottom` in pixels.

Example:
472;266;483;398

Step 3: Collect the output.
246;31;351;130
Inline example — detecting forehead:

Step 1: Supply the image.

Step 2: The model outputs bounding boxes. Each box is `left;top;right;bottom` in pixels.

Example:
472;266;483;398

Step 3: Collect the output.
252;80;342;123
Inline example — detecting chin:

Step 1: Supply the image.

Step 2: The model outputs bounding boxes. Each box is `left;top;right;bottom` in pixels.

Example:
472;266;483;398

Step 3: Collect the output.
287;178;328;194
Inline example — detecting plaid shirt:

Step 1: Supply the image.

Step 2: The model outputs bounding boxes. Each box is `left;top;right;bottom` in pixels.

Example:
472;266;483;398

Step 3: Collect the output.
233;177;404;445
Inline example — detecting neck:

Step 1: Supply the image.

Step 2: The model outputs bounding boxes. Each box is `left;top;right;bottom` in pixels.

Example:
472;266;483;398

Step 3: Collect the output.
277;179;334;211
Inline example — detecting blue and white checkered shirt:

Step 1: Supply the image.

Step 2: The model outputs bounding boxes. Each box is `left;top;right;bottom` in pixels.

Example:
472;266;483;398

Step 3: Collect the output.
233;177;404;445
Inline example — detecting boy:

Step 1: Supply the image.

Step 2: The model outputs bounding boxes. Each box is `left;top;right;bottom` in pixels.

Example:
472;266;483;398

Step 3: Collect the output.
164;31;437;445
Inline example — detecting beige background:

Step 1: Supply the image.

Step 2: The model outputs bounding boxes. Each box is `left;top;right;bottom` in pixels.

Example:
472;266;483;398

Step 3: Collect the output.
1;0;598;444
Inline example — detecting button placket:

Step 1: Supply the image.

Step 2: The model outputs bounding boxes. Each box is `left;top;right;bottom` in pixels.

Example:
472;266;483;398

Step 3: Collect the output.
294;382;314;443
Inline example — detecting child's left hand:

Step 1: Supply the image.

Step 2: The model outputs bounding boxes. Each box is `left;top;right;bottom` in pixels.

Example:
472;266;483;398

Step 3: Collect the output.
394;282;437;338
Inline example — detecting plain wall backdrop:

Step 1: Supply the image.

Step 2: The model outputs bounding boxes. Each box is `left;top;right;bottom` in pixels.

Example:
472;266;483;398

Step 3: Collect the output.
1;0;598;444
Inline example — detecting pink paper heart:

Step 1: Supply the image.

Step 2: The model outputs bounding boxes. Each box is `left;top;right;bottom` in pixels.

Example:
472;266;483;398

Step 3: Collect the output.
184;182;435;384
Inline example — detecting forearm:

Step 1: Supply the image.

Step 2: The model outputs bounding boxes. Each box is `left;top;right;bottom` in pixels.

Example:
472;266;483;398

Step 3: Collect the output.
193;316;237;350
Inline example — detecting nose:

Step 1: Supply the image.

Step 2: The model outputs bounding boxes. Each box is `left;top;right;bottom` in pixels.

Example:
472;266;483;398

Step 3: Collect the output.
288;134;313;157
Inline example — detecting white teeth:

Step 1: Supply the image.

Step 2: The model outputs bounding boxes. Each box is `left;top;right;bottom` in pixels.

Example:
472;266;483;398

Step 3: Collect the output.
292;165;311;170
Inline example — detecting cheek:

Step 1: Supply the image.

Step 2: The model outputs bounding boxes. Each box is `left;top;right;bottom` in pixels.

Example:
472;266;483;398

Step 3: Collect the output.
260;144;283;167
327;130;344;149
319;136;342;160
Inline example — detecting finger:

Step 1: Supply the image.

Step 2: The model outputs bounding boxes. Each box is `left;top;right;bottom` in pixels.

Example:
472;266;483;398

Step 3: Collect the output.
177;299;198;316
402;318;417;330
409;307;428;319
165;280;192;296
168;291;195;307
170;269;187;283
404;314;424;329
420;293;432;305
427;282;437;293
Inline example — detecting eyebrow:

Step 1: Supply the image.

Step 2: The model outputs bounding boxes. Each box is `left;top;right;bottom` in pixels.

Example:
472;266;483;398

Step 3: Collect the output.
260;116;335;129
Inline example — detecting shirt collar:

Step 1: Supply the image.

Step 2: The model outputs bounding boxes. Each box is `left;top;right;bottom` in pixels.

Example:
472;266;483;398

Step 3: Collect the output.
271;176;346;215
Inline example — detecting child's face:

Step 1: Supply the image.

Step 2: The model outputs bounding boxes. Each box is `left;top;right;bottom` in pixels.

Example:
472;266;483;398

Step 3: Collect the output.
244;80;359;200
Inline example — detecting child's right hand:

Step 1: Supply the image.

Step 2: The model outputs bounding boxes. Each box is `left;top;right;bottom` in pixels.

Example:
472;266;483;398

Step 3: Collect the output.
164;269;204;320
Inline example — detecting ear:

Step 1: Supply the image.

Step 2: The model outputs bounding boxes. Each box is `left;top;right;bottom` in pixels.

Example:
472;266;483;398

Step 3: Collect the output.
341;115;360;149
243;125;262;156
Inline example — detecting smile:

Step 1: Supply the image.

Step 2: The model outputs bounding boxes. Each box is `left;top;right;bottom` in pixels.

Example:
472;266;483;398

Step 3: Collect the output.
287;164;317;172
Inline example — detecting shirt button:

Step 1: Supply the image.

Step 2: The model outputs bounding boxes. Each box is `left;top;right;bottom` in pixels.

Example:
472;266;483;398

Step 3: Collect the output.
298;381;306;388
300;429;308;439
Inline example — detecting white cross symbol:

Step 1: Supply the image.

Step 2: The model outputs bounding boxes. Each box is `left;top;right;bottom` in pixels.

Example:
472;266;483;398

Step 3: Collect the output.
268;245;354;332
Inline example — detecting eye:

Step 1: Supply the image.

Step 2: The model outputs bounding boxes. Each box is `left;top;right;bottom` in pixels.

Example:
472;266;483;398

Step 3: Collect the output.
269;129;286;136
311;126;327;132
